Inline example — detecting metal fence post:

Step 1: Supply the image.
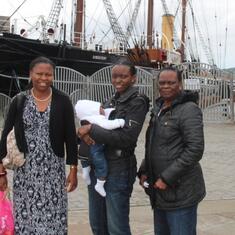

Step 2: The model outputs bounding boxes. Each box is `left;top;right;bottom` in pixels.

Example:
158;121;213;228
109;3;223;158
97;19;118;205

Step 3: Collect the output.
86;75;90;100
152;70;159;108
230;73;235;123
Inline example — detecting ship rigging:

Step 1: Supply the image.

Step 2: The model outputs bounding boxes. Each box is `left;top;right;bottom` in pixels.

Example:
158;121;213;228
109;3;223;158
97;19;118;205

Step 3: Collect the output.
0;0;231;96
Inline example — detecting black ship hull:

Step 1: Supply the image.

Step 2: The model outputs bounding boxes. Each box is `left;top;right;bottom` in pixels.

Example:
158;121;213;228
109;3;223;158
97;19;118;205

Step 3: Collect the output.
0;33;123;96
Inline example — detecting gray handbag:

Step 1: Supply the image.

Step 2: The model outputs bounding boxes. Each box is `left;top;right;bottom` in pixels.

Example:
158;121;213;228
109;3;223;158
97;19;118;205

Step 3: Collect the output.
2;127;25;169
2;93;26;169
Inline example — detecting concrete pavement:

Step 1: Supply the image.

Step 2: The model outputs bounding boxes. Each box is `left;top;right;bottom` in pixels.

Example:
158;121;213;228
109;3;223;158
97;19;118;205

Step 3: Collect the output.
68;200;235;235
2;122;235;234
68;122;235;235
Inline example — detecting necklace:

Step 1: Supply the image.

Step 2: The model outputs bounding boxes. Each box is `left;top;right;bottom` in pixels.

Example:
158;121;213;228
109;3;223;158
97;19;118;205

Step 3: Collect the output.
31;88;52;102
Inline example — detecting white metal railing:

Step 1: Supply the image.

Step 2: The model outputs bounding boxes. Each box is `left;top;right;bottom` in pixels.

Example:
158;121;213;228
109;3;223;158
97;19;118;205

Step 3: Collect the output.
177;62;234;123
1;64;234;126
0;93;11;127
54;67;88;95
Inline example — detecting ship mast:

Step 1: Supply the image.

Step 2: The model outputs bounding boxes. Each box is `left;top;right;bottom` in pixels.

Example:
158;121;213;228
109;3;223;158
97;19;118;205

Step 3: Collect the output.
74;0;84;47
147;0;154;49
180;0;187;62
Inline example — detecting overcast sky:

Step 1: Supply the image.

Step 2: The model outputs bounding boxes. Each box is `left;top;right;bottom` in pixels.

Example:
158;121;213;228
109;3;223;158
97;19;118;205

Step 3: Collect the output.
0;0;234;69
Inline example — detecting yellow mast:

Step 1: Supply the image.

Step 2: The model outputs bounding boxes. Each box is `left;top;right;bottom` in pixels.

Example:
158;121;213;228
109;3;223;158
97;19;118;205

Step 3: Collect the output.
161;14;174;50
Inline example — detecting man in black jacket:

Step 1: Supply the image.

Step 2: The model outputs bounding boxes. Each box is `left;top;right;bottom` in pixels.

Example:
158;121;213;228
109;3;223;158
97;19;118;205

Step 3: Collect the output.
139;67;206;235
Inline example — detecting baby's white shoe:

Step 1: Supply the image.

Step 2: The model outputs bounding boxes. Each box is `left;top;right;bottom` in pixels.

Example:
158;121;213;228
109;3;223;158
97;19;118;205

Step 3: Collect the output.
82;166;91;185
95;179;106;197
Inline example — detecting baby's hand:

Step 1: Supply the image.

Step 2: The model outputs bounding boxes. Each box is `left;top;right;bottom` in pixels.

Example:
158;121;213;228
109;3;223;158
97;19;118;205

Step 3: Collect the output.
118;119;125;128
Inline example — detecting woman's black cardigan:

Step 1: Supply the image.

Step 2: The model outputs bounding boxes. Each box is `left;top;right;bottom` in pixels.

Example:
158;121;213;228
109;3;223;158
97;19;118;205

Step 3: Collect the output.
0;87;78;165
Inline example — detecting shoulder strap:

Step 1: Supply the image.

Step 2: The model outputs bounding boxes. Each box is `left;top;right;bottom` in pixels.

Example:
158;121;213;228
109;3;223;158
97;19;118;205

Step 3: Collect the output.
15;92;25;110
135;93;150;111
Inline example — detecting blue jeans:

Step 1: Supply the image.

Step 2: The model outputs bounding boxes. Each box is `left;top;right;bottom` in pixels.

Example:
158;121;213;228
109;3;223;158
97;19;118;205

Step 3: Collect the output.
88;166;136;235
81;144;108;178
154;204;198;235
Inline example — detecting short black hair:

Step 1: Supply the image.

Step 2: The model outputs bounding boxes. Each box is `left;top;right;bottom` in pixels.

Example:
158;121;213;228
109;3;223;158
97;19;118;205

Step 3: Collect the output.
113;58;137;76
29;56;55;71
158;66;182;82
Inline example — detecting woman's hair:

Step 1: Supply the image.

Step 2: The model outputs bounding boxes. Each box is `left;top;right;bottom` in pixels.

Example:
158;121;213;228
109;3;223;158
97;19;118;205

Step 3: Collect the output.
114;58;137;76
29;56;55;71
158;66;182;82
27;57;55;89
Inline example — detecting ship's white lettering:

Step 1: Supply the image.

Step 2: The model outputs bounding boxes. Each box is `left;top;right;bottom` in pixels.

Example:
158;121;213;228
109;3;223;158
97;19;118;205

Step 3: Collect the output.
92;55;107;60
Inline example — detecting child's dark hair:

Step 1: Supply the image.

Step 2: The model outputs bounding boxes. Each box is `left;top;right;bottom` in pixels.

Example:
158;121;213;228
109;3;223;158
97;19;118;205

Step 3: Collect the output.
158;66;182;82
29;56;55;71
114;58;137;76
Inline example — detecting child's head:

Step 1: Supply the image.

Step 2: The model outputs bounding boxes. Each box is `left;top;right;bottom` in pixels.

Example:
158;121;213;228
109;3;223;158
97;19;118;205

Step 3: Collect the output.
75;100;103;120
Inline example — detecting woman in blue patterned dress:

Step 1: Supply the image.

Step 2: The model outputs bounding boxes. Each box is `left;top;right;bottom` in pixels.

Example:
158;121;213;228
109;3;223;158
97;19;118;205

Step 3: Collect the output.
0;57;78;234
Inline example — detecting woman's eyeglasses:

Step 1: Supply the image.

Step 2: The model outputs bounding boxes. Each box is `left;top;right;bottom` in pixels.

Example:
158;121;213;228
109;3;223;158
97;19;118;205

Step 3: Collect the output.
112;74;130;79
158;81;178;86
